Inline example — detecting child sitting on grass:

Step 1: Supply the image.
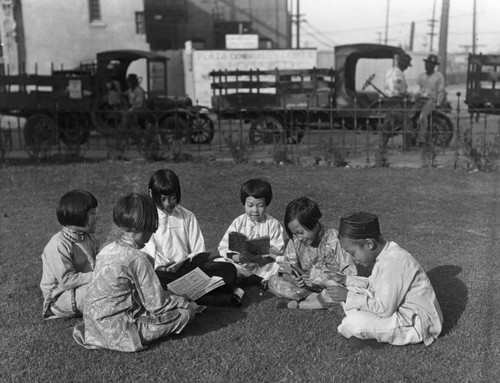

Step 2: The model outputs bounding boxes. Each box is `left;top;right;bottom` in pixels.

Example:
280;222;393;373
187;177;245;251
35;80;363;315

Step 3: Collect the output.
73;193;196;352
143;169;239;306
326;212;443;347
40;190;99;319
268;196;356;309
218;178;285;286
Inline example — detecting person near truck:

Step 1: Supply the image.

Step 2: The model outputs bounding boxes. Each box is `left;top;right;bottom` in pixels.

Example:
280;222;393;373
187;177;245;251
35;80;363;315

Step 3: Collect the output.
125;73;146;112
384;53;412;97
414;54;446;146
380;53;412;156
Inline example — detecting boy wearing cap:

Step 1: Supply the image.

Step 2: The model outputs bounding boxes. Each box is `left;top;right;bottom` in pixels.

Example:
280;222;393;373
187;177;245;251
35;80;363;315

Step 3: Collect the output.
326;212;443;347
415;54;446;145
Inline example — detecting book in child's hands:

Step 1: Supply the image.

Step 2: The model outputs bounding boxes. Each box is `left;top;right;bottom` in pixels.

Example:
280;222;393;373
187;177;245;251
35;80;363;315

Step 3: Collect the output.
277;260;305;277
228;232;270;256
166;267;225;301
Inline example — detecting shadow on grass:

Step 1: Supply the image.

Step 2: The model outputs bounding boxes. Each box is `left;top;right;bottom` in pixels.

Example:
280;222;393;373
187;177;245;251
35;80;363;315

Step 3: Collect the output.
176;285;274;339
427;265;468;336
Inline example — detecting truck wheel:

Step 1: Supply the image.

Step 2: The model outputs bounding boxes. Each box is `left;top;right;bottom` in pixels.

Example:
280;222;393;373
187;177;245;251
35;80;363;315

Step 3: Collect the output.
59;114;89;145
429;113;454;147
158;115;189;145
190;114;214;144
24;114;56;158
249;116;285;145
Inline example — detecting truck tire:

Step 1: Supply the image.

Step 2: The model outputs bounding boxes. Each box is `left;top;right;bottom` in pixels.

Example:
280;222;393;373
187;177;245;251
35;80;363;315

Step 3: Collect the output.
59;114;89;145
23;114;56;158
249;116;285;145
158;115;189;145
190;114;214;144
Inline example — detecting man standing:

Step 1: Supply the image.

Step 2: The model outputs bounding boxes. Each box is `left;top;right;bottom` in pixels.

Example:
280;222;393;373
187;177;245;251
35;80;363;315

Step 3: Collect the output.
384;53;412;97
379;53;412;162
415;54;445;145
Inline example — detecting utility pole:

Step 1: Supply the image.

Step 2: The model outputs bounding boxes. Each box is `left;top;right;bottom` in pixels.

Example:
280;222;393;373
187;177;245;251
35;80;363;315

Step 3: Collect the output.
409;22;415;52
428;0;438;52
438;0;450;81
472;0;477;54
296;0;300;49
384;0;390;44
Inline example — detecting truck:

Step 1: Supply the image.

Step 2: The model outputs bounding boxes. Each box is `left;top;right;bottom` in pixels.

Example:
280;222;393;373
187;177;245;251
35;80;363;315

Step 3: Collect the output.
210;43;454;147
0;49;215;155
465;53;500;114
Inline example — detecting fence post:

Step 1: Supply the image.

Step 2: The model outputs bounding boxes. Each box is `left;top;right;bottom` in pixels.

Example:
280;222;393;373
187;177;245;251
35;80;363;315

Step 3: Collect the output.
454;92;461;170
365;119;370;166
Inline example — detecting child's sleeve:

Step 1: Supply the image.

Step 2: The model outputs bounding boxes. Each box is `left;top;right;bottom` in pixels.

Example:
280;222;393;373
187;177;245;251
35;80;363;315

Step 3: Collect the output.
131;256;190;315
186;213;206;255
344;258;413;318
283;239;299;264
43;240;92;290
268;219;286;255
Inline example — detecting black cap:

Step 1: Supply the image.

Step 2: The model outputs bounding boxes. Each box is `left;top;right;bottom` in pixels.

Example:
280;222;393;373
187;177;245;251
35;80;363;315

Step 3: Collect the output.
339;212;380;239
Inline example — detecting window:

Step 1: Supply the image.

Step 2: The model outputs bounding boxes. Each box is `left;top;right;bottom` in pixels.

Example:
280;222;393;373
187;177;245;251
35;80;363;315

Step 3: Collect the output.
88;0;101;22
135;12;145;34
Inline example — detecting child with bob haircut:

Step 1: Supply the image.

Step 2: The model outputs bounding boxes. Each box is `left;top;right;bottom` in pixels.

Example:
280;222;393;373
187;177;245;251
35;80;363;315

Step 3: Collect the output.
268;196;357;309
40;190;99;319
326;212;443;347
218;178;286;285
144;169;238;305
73;193;196;352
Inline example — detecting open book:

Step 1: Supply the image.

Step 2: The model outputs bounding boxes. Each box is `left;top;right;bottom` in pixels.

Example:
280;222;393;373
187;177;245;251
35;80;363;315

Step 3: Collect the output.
228;232;270;256
167;267;225;301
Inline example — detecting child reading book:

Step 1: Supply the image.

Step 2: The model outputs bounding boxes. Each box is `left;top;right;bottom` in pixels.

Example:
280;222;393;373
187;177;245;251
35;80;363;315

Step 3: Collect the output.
325;212;443;347
143;169;239;306
218;178;286;286
73;193;197;352
268;196;357;309
40;190;99;319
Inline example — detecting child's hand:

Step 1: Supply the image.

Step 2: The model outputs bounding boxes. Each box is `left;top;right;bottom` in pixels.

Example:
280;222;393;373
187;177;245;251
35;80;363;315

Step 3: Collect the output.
292;272;306;287
325;285;348;302
325;271;347;285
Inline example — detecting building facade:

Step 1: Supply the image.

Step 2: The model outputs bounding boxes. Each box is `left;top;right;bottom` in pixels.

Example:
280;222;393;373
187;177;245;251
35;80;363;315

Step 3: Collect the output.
144;0;291;50
0;0;148;74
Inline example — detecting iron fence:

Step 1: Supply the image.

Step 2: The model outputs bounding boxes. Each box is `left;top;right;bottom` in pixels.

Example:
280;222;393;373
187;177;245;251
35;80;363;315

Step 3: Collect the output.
1;100;499;170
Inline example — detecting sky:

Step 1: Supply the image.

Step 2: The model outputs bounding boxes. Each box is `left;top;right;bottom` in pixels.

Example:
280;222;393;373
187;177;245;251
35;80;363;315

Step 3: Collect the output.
297;0;500;54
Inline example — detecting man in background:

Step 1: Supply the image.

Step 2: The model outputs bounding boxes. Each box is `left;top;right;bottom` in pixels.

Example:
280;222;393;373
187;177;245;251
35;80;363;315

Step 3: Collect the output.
384;53;412;97
414;54;446;146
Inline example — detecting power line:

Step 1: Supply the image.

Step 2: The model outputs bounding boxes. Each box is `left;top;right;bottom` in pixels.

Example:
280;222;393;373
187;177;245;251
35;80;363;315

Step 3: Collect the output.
301;20;336;45
300;24;336;48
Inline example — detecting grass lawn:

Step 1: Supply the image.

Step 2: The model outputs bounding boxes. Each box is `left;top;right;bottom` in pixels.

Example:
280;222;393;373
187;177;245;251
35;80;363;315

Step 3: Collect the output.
1;160;499;382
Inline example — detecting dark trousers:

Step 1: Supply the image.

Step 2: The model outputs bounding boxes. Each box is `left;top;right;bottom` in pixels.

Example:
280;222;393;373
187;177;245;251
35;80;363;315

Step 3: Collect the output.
155;252;237;295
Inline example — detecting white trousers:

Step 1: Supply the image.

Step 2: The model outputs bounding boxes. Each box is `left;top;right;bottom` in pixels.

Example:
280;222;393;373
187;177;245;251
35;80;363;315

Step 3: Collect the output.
338;308;423;346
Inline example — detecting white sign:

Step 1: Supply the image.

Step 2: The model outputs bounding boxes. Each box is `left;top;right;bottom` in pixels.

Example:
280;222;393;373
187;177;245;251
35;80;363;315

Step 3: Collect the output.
68;79;82;99
184;49;318;107
225;34;259;50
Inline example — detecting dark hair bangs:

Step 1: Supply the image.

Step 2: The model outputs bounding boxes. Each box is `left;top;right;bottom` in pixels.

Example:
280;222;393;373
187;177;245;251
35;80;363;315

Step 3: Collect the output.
148;169;181;207
57;190;98;227
240;178;273;206
113;193;158;233
284;196;322;239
